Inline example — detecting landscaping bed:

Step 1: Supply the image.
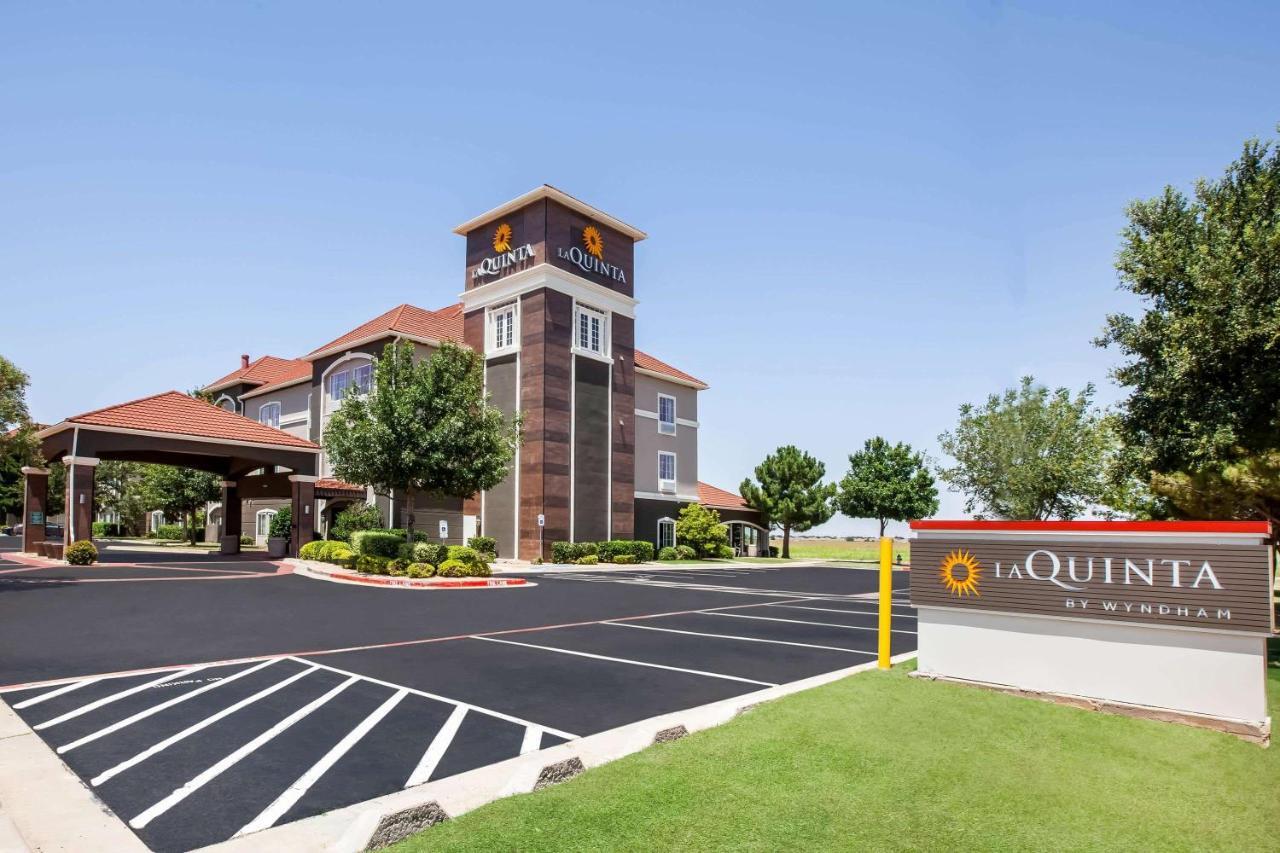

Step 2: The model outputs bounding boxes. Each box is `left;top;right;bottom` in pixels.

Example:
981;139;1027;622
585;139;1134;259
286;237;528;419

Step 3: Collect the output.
390;652;1280;852
292;560;529;590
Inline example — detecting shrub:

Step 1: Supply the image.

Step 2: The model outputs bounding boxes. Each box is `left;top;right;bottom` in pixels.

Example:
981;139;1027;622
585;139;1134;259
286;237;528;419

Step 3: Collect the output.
658;546;678;561
91;521;124;538
269;506;292;539
65;540;98;565
330;503;382;542
240;533;254;546
388;558;410;576
675;503;730;557
577;554;599;566
715;544;735;559
151;524;185;541
356;554;389;574
675;544;697;560
447;545;487;568
319;541;353;564
298;540;327;560
768;546;780;558
468;536;497;559
467;562;492;577
350;530;406;559
551;541;579;564
438;559;467;578
407;562;436;579
598;540;654;563
614;554;637;565
413;541;449;566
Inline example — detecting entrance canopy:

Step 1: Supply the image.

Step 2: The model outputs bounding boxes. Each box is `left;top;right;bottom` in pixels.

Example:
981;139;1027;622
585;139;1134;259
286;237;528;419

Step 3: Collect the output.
37;391;319;477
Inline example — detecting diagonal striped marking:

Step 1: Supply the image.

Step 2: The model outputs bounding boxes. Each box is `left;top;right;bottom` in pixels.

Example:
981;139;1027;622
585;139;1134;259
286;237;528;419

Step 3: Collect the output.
404;704;468;788
604;621;878;655
12;677;102;710
34;667;206;730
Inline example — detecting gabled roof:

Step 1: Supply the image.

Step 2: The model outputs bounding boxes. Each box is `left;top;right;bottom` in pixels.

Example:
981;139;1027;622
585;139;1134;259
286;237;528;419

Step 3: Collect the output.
239;360;315;400
698;481;749;510
204;356;312;394
40;391;319;450
635;351;708;390
452;184;647;241
306;303;465;360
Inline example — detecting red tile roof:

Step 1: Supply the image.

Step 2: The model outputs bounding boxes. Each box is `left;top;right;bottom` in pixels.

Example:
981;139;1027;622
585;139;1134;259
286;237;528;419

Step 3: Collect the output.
698;481;749;509
56;391;319;449
316;478;366;494
306;303;465;359
239;360;315;399
205;356;312;393
634;350;707;389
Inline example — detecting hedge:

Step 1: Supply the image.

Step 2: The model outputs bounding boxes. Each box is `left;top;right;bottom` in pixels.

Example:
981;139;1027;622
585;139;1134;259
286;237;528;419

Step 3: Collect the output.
350;530;406;559
468;536;497;558
553;539;655;565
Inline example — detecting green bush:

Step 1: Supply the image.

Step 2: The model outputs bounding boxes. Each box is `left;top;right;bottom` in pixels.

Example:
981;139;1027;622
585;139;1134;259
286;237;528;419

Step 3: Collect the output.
675;544;697;560
715;544;735;559
598;540;654;563
551;541;579;564
658;546;678;561
414;541;449;566
406;562;436;579
269;505;292;539
151;524;185;541
614;554;637;565
240;533;254;546
467;562;492;577
356;554;390;574
577;554;599;566
91;521;125;538
65;539;98;565
468;536;497;558
675;503;730;557
319;541;353;564
447;545;487;567
388;558;410;576
350;530;406;559
438;559;467;578
330;503;382;542
298;540;327;560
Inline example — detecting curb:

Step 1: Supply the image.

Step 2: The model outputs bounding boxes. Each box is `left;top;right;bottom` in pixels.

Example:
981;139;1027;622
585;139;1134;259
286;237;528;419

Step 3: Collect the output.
289;561;532;590
493;559;829;575
205;651;919;852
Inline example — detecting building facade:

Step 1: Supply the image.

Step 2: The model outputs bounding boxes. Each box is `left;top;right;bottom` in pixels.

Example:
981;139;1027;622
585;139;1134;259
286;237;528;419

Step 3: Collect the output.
200;186;766;558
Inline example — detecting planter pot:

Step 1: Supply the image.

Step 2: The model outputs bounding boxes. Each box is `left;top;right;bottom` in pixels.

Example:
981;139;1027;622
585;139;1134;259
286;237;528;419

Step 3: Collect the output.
267;537;289;558
48;543;64;561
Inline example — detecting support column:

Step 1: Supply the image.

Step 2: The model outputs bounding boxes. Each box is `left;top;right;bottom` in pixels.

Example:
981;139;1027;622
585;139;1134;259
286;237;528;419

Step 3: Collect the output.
288;475;317;558
220;480;241;555
62;456;99;546
20;467;48;555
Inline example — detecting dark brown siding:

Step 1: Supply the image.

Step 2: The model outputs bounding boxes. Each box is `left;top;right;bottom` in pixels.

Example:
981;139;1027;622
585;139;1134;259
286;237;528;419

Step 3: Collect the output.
464;201;546;290
610;316;636;541
544;200;635;297
483;354;519;558
634;497;683;549
910;536;1275;635
573;356;611;542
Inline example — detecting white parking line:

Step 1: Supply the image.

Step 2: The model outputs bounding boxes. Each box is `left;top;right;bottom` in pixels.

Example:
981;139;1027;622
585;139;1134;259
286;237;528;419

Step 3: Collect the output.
33;666;206;730
130;676;359;829
237;687;409;836
703;611;918;635
58;659;279;754
520;726;544;755
404;704;468;788
472;636;777;687
12;677;102;709
92;665;319;786
766;603;915;617
603;621;878;655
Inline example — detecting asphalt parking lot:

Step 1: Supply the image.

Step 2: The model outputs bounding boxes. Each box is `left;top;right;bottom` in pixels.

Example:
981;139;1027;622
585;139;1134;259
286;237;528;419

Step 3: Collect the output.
0;536;914;853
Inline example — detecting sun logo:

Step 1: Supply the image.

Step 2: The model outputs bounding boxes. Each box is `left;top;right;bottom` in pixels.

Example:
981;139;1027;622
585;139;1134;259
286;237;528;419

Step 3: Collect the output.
939;549;982;597
492;222;513;253
582;225;605;259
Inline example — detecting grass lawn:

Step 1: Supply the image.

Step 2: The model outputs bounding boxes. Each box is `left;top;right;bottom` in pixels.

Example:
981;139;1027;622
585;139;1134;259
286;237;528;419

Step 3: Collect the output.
393;654;1279;852
774;538;911;564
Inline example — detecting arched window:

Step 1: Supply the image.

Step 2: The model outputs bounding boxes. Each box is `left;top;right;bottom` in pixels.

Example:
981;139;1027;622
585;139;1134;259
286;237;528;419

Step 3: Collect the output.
657;517;676;551
255;508;278;544
150;510;165;532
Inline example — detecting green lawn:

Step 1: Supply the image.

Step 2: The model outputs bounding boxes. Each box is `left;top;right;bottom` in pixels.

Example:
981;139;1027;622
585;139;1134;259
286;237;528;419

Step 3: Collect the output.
393;654;1279;852
773;538;911;564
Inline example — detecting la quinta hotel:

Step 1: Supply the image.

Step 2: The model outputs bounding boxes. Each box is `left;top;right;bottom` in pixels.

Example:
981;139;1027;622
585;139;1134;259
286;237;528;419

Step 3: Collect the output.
200;186;765;560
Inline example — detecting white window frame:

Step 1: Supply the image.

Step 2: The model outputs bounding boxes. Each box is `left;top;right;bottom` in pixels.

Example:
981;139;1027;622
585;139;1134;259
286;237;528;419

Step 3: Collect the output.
255;508;278;543
657;517;676;551
214;394;237;413
657;394;676;435
322;353;374;416
572;303;610;361
658;451;677;494
258;401;281;429
486;300;520;356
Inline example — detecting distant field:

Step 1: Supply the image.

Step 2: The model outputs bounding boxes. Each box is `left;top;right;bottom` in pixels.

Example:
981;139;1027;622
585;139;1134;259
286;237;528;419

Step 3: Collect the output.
772;538;911;564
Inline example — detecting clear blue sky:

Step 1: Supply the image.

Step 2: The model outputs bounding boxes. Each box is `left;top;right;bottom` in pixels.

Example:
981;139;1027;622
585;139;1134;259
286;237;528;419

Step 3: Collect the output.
3;2;1277;536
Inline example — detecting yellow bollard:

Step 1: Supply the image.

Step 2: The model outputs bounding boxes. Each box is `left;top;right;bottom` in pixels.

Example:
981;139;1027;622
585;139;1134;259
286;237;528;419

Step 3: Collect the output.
878;536;892;669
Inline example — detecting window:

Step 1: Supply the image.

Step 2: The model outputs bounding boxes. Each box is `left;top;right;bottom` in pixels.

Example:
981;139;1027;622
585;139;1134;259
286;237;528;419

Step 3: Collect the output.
488;302;518;353
574;304;607;356
258;402;281;429
658;394;676;435
329;370;350;401
328;360;372;404
658;518;675;550
353;363;372;394
255;508;278;541
658;452;677;493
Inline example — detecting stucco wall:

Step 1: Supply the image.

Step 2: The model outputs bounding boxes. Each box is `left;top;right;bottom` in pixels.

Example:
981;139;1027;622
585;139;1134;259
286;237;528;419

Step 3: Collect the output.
633;373;698;499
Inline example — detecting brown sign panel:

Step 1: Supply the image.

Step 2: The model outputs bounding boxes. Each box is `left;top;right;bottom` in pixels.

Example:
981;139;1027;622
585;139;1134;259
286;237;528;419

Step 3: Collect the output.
910;537;1275;635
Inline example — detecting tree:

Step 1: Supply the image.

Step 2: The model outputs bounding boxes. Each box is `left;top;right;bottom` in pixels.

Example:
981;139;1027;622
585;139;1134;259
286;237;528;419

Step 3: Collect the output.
739;445;834;558
835;437;939;536
330;503;382;542
674;502;729;558
937;376;1113;520
0;356;35;520
1096;130;1280;525
141;465;220;545
95;460;149;535
323;340;521;540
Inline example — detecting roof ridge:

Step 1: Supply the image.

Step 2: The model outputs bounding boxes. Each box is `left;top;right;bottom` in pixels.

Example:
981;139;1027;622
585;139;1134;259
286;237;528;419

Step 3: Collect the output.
67;389;187;423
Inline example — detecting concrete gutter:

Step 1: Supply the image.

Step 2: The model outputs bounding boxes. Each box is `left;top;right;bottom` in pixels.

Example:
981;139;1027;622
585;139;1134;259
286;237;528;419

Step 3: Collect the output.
205;651;918;852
